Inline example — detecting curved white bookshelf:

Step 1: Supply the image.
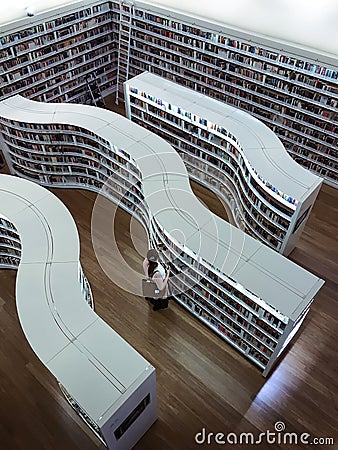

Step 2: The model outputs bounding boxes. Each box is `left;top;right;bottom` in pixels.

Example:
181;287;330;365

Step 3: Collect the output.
0;174;157;450
0;215;93;310
0;95;324;376
124;72;323;255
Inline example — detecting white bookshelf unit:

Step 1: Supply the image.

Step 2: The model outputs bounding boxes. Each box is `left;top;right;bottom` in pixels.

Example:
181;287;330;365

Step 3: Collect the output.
0;95;325;377
0;173;157;450
124;72;323;256
0;211;93;305
0;1;337;186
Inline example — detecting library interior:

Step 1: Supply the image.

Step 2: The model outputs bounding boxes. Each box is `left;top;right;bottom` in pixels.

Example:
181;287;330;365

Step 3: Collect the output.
0;1;337;449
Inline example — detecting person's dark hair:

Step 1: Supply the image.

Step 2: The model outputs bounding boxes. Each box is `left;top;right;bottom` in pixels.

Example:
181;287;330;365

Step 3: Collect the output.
147;249;159;278
148;260;158;278
147;249;158;262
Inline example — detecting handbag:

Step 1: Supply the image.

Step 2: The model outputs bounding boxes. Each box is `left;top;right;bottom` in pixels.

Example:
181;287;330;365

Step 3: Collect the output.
142;278;162;298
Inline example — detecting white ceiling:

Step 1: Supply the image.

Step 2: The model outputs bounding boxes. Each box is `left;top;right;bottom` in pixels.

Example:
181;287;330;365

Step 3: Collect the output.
1;0;338;63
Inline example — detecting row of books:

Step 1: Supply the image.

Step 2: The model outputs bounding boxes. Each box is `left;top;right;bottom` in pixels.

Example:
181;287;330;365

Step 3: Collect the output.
0;255;20;267
131;96;298;215
178;292;270;367
130;58;336;179
181;154;286;240
125;17;336;185
133;15;337;80
132;93;298;209
0;5;109;46
130;106;288;250
155;228;287;333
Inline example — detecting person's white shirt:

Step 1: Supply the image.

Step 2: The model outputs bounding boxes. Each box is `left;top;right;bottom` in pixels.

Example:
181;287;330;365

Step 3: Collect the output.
143;258;169;297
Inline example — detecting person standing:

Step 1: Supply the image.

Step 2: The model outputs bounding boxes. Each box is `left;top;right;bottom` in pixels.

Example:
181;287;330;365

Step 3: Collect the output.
143;249;170;311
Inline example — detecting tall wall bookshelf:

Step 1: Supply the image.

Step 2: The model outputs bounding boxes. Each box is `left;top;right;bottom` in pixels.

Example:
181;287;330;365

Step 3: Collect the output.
0;1;117;106
0;0;337;186
0;95;324;377
0;174;157;450
120;1;338;188
124;72;322;256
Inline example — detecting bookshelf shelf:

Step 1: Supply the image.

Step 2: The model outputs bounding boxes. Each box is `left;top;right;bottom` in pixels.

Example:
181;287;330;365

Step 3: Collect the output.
0;94;323;377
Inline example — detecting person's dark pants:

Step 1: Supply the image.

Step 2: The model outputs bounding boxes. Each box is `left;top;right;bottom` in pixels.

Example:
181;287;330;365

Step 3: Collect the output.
145;297;169;310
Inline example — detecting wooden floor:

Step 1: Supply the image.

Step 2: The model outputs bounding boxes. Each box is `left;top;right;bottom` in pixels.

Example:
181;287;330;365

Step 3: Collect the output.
0;175;337;449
